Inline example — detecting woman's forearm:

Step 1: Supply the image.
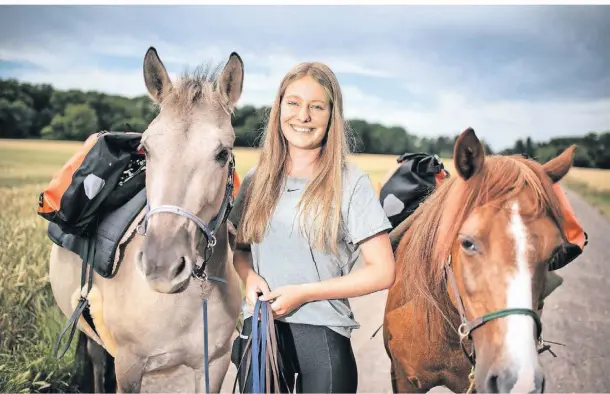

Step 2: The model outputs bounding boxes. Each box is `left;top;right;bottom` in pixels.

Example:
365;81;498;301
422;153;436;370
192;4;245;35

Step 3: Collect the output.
301;232;396;302
233;247;256;283
302;261;395;302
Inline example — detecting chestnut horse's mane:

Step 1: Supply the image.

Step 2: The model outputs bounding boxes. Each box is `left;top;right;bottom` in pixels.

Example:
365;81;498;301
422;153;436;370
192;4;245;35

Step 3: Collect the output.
395;154;567;339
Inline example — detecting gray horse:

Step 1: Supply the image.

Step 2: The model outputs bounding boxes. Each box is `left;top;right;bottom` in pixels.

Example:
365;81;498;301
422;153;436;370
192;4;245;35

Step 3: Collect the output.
49;46;244;393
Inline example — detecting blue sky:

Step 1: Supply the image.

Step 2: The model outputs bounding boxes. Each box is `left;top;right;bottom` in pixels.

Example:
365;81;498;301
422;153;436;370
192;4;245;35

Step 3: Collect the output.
1;5;609;151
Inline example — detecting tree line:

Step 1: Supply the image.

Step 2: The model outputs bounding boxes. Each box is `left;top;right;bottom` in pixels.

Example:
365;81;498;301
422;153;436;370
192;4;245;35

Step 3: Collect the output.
1;78;608;168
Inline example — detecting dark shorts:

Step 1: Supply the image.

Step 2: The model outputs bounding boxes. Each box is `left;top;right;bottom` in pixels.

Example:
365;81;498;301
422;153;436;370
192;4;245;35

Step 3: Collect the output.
231;317;358;393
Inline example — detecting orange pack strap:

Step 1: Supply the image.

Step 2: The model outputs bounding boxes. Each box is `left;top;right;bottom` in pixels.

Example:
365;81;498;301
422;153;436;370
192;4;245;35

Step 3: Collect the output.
552;183;587;249
435;169;449;187
233;171;241;199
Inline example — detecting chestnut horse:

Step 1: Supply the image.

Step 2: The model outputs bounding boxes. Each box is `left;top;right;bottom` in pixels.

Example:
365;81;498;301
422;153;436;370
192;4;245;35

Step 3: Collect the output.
384;128;576;393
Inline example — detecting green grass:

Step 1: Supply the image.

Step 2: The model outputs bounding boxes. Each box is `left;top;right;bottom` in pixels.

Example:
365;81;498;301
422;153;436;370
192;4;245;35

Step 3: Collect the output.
0;185;80;393
0;140;93;392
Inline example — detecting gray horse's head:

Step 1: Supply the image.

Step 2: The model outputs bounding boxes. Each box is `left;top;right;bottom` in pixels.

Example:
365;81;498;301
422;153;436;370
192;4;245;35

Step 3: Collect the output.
136;47;243;293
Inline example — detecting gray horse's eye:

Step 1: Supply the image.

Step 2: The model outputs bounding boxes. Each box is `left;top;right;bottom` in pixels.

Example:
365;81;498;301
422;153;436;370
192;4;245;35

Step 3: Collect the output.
215;149;229;165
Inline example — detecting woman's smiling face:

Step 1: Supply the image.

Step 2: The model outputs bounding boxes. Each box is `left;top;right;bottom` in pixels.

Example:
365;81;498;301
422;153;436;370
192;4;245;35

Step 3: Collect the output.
280;75;332;153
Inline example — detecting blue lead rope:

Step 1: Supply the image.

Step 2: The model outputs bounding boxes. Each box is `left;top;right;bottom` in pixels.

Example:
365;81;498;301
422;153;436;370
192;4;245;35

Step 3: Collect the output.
203;298;210;394
201;275;228;394
251;300;269;393
230;299;280;394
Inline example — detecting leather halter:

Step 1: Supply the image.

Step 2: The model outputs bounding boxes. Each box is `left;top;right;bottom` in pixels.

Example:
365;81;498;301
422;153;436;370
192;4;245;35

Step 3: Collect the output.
136;151;236;279
443;254;543;365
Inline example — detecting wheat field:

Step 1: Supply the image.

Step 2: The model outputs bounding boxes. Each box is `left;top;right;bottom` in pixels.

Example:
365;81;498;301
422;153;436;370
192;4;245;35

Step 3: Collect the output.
0;138;608;392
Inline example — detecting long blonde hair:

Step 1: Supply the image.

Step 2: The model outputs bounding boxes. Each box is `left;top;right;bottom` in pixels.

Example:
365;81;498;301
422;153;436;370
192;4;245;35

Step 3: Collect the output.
237;62;352;254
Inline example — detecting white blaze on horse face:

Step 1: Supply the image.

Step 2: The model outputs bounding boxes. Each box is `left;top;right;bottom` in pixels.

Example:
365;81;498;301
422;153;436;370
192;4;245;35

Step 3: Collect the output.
506;201;538;393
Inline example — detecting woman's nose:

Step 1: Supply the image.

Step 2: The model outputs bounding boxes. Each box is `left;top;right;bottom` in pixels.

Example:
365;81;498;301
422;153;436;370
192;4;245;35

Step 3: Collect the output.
297;106;311;122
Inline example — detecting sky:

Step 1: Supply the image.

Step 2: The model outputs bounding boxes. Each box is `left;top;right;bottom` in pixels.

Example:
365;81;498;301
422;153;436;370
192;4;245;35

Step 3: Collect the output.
1;4;609;151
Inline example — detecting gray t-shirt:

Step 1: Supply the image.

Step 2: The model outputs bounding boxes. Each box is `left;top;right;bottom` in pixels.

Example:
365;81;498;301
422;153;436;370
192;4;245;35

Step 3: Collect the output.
228;162;392;338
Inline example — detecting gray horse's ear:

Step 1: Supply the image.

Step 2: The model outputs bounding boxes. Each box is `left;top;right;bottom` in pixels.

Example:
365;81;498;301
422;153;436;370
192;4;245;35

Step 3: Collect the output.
217;52;244;108
143;46;172;103
543;144;576;183
454;127;485;181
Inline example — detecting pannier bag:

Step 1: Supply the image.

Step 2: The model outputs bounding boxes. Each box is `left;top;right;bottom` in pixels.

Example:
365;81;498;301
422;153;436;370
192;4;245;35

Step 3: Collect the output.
37;131;146;236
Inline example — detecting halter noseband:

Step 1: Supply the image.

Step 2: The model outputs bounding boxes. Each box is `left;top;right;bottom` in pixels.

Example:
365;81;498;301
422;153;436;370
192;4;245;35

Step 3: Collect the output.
443;254;544;366
136;152;236;279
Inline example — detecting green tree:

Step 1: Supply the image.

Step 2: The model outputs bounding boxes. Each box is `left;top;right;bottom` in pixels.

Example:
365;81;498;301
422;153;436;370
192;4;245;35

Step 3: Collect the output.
525;137;536;157
0;99;36;138
41;103;99;140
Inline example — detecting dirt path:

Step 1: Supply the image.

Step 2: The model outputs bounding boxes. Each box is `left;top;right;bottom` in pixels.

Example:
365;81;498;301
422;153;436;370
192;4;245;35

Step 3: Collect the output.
145;187;610;393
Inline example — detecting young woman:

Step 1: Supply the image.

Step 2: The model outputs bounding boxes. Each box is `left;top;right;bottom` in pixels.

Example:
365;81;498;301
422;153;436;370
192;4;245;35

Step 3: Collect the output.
229;61;396;393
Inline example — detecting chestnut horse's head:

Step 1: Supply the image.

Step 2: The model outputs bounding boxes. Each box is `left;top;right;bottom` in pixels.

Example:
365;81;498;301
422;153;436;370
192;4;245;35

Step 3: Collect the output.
398;128;575;393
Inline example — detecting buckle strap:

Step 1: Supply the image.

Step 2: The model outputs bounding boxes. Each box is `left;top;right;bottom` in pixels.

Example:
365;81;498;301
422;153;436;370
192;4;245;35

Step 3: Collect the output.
139;205;215;241
54;235;96;359
459;308;542;339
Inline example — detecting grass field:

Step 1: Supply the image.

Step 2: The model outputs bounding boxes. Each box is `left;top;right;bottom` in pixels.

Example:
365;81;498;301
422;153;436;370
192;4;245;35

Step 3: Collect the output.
1;138;609;392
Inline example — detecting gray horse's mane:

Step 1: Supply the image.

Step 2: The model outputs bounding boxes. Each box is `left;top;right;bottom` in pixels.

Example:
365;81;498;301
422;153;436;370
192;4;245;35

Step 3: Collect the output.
162;62;232;115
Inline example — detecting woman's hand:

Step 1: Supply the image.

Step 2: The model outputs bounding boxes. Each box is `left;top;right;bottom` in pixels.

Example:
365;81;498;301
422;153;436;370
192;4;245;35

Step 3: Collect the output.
258;285;311;318
244;272;271;314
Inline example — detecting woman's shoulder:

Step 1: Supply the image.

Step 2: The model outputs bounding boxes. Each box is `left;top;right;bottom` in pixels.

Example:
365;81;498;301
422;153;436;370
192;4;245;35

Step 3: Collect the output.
242;166;257;184
342;161;370;189
244;166;257;178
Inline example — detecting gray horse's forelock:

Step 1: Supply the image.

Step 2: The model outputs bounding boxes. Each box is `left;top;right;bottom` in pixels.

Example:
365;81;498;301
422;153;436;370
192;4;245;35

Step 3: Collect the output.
162;62;232;116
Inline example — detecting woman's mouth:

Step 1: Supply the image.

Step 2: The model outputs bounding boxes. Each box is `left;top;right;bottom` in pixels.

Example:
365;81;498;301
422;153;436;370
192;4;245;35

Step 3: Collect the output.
291;125;315;133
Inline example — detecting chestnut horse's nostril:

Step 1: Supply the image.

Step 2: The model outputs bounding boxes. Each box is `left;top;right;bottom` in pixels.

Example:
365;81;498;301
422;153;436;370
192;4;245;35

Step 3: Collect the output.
486;368;514;393
486;373;499;393
169;256;187;279
485;366;539;393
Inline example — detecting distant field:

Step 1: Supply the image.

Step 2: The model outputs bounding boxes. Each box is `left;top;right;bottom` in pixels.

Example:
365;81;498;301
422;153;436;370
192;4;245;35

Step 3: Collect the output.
565;167;610;192
1;138;609;392
0;139;403;186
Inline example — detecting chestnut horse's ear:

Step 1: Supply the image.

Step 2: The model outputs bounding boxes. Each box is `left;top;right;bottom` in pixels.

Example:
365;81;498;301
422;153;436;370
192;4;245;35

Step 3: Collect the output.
453;127;485;181
542;145;576;183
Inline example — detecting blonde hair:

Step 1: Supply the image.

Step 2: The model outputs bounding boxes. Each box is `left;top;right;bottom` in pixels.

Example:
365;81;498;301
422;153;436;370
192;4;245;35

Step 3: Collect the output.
237;62;353;254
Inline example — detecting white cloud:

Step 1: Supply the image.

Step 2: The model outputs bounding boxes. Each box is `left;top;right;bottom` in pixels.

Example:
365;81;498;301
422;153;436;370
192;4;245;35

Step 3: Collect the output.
8;48;610;151
2;8;608;152
341;84;610;149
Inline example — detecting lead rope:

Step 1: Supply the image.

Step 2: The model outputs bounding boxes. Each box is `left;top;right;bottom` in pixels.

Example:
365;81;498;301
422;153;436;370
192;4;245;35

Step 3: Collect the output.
200;274;228;394
231;299;280;394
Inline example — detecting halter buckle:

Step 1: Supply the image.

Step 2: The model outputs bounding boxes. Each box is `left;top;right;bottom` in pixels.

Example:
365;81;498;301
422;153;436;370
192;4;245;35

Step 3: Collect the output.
458;323;470;340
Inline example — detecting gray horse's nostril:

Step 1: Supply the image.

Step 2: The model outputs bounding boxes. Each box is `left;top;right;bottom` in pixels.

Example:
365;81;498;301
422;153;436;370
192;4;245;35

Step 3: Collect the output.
169;256;187;279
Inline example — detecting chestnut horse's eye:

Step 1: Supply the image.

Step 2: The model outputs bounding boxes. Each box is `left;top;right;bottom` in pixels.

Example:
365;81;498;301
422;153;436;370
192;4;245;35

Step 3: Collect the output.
460;238;477;253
